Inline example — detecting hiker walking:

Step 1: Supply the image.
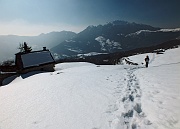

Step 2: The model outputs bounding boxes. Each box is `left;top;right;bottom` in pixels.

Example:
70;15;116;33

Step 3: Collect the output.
145;55;150;68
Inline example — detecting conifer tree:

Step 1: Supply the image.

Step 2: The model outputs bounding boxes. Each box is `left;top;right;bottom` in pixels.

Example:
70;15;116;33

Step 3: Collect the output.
18;42;32;53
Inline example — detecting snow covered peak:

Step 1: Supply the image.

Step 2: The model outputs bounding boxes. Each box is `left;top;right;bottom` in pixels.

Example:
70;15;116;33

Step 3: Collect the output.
126;28;180;37
126;30;154;37
77;52;107;58
158;28;180;32
95;36;122;51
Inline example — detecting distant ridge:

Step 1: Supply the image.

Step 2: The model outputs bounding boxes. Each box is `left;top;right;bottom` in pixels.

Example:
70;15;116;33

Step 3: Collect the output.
0;31;77;62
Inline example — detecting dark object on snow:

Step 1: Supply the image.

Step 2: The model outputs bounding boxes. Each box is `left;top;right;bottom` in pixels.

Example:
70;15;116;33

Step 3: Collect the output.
125;58;138;65
0;48;55;86
15;48;55;74
145;55;150;68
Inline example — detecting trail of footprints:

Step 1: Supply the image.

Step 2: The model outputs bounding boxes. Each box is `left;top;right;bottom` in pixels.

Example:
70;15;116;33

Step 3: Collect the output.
109;68;151;129
123;68;143;129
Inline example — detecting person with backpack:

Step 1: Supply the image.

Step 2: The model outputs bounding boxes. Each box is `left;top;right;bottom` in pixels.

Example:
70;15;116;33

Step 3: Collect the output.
145;55;150;68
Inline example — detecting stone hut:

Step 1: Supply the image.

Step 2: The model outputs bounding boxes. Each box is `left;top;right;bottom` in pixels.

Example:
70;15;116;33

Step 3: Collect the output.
0;48;55;86
15;48;55;74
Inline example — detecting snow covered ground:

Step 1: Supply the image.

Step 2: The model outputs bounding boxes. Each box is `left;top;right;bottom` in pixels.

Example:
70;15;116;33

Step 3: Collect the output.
0;47;180;129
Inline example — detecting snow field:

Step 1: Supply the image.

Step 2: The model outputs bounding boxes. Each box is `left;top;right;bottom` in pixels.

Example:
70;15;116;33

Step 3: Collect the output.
0;47;180;129
129;47;180;129
0;63;127;129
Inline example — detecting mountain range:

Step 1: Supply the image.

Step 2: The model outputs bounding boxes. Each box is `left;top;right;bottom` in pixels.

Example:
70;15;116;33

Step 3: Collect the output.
0;20;180;62
51;20;180;59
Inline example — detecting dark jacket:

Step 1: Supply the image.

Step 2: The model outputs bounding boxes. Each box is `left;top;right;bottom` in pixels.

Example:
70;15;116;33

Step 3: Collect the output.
145;56;149;63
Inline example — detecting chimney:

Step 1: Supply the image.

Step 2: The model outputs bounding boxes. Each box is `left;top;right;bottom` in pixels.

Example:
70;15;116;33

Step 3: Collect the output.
43;47;46;51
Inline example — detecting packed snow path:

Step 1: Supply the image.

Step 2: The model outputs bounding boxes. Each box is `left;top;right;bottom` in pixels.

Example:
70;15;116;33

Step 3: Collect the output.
110;67;151;129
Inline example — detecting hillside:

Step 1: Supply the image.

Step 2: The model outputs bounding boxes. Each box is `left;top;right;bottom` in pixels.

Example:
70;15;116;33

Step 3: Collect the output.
57;39;180;65
0;31;76;62
0;47;180;129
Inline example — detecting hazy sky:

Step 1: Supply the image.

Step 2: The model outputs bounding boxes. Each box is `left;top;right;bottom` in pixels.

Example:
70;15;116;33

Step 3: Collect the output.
0;0;180;36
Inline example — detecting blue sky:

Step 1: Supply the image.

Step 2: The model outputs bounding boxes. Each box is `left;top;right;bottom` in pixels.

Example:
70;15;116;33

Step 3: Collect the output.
0;0;180;36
